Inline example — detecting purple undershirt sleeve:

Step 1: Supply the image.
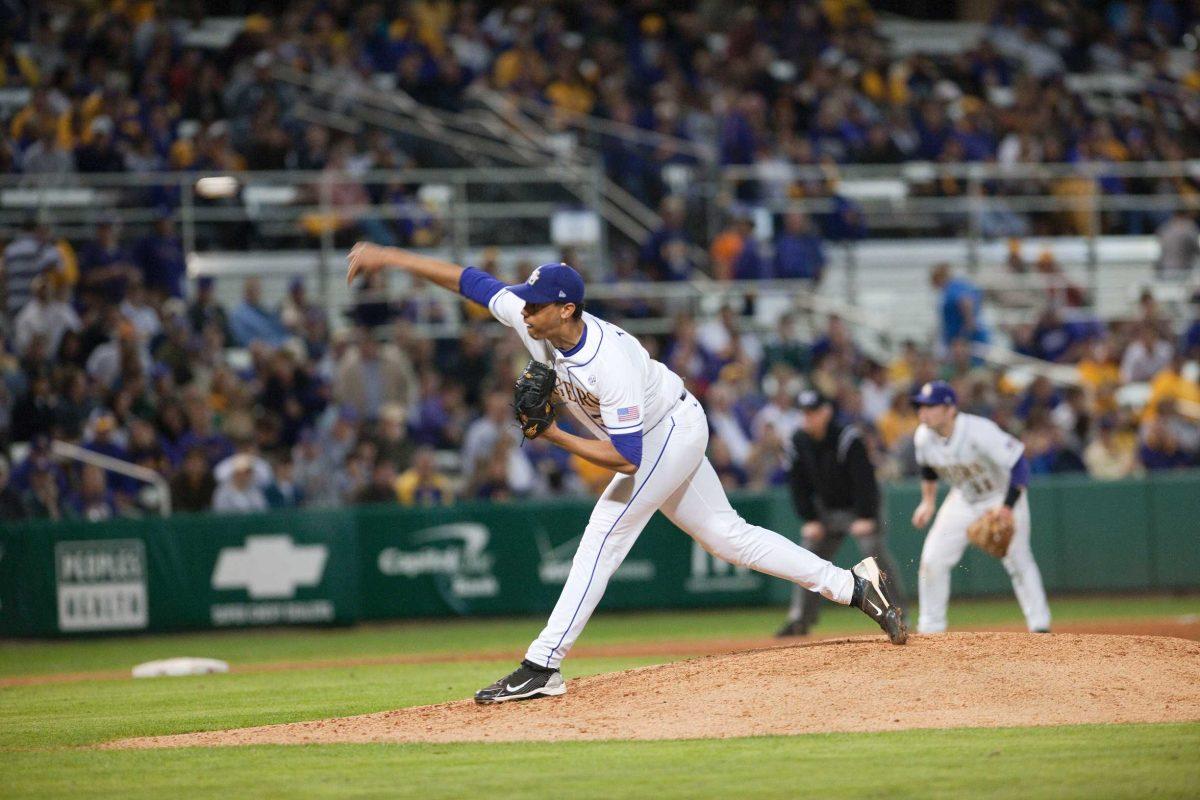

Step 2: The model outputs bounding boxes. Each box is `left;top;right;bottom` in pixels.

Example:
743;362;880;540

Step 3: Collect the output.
610;431;643;469
458;267;507;306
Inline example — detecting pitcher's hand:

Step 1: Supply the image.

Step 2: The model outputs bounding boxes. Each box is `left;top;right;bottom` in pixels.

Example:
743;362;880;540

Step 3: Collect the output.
346;242;392;285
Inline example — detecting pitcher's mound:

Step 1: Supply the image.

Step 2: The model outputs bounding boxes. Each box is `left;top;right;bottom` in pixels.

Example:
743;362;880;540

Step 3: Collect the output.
109;633;1200;748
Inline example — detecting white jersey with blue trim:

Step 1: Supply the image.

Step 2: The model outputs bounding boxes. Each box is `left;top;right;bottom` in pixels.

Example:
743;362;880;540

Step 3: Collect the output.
914;412;1024;504
488;287;684;440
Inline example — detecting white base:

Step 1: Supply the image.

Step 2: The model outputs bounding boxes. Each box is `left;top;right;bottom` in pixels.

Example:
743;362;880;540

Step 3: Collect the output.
132;657;230;678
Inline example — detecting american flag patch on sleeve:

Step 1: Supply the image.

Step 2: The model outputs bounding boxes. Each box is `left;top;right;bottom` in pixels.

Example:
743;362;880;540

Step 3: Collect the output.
617;406;640;422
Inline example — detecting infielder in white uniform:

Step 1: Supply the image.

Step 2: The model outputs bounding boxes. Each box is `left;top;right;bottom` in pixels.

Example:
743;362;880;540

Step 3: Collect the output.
347;243;908;703
910;381;1051;634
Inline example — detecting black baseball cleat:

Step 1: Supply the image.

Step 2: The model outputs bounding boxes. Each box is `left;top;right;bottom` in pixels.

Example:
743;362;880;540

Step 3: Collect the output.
775;620;809;638
851;557;908;645
474;660;566;704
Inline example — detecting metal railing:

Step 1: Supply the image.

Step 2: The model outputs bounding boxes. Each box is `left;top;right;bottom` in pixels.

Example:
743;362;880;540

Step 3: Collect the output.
51;440;172;517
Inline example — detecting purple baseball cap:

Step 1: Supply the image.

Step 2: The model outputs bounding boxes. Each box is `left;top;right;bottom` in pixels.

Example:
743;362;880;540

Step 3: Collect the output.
506;263;585;305
911;380;957;406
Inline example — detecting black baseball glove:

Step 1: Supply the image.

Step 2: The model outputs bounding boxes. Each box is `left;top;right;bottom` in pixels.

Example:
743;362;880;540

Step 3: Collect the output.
514;360;557;439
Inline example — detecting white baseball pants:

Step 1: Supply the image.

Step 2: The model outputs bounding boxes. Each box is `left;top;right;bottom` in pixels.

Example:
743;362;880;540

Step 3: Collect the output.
917;488;1051;634
525;394;855;669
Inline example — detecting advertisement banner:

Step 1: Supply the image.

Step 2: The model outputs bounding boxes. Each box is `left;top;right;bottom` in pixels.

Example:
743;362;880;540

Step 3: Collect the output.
3;473;1199;637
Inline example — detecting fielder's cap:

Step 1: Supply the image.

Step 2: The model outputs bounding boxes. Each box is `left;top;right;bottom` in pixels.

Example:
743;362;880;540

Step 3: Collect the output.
797;389;832;411
506;263;584;306
911;380;957;406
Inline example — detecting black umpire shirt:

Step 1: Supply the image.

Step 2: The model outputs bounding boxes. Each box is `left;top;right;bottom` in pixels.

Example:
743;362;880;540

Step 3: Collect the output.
789;422;880;521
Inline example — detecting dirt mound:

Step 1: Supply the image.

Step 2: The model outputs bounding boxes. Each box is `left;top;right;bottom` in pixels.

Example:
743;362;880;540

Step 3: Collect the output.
108;633;1200;748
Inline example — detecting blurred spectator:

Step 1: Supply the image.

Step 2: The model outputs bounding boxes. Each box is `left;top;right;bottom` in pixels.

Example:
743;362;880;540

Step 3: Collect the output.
709;214;755;281
1155;399;1200;457
809;314;860;371
188;276;232;342
708;436;748;490
332;327;418;421
170;446;217;513
761;313;810;376
3;218;63;319
1142;356;1200;421
230;277;289;347
67;463;118;522
24;461;63;521
212;453;268;513
1139;419;1194;471
1181;292;1200;360
10;370;56;443
1024;423;1086;475
77;218;137;309
265;454;303;509
752;377;805;455
370;403;415;472
119;277;161;342
356;459;400;505
773;212;826;282
1155;210;1199;278
132;209;187;300
707;382;752;468
395;446;454;506
930;263;988;350
279;277;325;334
1120;324;1174;383
1033;251;1086;308
1083;416;1141;480
12;276;81;360
462;390;520;478
469;435;536;500
0;456;26;521
639;197;696;282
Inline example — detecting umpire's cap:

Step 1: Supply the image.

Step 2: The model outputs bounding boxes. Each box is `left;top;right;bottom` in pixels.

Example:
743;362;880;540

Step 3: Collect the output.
507;263;585;305
911;380;957;406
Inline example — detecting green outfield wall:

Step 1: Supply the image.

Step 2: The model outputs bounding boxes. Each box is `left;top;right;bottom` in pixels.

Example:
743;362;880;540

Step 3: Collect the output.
2;471;1197;637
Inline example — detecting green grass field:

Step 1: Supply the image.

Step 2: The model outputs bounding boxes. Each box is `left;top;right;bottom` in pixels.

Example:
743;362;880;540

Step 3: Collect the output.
3;596;1198;799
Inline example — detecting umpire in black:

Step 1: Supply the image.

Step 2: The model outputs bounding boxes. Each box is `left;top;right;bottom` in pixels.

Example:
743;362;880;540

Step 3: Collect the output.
777;390;908;637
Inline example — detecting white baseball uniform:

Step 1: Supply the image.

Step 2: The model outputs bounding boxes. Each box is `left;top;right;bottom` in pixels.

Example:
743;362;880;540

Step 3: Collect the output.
914;413;1051;633
485;284;855;669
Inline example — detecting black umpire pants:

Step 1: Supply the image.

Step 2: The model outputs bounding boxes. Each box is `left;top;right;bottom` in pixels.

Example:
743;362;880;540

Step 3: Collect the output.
786;509;909;629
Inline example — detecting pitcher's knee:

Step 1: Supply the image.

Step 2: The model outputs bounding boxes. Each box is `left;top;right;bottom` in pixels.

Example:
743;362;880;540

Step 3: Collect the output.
720;519;766;568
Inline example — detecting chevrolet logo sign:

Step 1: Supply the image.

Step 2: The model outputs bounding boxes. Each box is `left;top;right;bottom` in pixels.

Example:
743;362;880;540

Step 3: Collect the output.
211;535;328;599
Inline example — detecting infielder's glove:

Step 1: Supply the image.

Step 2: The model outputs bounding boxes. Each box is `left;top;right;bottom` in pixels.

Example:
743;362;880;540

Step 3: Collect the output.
513;360;557;440
967;508;1015;558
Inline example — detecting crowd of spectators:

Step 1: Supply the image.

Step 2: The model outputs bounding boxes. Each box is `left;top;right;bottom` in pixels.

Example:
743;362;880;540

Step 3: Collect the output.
1;213;1199;524
5;1;1200;251
2;2;1200;523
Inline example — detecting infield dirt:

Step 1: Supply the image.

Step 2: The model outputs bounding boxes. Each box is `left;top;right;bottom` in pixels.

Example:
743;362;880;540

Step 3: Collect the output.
108;632;1200;747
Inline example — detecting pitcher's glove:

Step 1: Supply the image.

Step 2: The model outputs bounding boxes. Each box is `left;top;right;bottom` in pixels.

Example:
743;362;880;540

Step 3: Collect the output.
967;508;1014;558
514;360;557;440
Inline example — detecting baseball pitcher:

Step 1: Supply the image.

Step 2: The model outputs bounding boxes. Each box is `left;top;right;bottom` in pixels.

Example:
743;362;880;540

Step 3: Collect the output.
347;243;908;704
910;380;1051;634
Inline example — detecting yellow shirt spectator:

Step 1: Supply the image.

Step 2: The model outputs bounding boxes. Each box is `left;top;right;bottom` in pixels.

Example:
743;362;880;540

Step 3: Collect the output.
570;454;613;496
877;405;919;451
1142;366;1200;421
395;452;456;506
